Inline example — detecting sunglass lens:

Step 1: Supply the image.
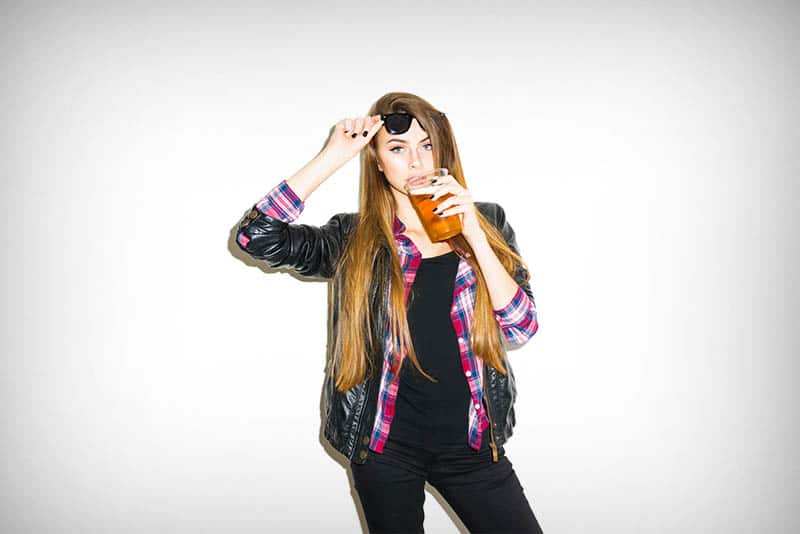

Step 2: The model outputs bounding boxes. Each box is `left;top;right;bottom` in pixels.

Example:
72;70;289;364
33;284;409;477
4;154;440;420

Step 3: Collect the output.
383;114;412;134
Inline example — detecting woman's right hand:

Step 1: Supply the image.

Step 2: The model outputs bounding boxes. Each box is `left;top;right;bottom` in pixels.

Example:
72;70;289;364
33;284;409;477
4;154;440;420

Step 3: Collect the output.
321;114;384;163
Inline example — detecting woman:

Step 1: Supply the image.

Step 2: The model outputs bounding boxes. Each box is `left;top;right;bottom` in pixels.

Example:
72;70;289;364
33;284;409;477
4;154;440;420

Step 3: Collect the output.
236;92;543;533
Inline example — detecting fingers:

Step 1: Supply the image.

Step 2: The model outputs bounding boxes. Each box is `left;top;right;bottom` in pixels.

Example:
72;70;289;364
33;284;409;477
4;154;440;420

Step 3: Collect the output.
342;115;382;139
434;190;471;214
430;173;455;188
429;176;460;201
365;115;384;140
343;117;362;135
431;175;472;217
435;204;466;218
351;117;365;138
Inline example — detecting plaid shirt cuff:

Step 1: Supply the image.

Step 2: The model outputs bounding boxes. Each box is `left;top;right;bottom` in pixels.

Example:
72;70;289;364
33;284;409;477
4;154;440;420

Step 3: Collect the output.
254;179;304;222
493;286;539;345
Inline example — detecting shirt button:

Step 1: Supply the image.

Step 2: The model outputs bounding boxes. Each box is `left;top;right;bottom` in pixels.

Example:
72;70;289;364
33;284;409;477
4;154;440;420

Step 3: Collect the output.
362;435;370;445
465;370;472;377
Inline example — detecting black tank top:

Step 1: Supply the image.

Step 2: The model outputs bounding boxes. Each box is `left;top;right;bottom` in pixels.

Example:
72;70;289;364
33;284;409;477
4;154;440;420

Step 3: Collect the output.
389;250;476;447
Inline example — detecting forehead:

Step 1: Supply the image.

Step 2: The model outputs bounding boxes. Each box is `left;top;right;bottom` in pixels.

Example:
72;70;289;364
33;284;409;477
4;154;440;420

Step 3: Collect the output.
378;117;429;144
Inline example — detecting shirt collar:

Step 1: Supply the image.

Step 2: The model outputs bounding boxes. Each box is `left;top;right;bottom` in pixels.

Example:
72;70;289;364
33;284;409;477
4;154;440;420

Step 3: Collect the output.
392;214;406;237
392;212;471;266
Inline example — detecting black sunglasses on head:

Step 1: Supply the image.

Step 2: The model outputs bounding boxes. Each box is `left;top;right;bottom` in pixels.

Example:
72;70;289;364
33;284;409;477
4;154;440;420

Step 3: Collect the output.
380;111;446;134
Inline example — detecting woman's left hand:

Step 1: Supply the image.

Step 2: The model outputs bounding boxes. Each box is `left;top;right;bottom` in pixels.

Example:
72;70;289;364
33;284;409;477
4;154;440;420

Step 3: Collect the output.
430;174;485;243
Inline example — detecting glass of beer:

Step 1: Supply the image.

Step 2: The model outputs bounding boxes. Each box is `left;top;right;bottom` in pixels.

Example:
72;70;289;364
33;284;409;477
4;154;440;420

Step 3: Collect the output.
404;167;463;242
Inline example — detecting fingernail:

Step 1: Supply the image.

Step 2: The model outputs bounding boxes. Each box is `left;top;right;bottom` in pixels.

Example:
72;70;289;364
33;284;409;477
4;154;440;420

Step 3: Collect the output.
432;178;438;184
351;133;357;138
429;194;434;199
432;207;438;213
362;130;368;137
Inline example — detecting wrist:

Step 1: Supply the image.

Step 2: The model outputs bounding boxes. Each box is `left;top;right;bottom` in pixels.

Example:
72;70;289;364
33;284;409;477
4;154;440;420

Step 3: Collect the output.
465;231;489;248
286;150;348;202
317;148;351;170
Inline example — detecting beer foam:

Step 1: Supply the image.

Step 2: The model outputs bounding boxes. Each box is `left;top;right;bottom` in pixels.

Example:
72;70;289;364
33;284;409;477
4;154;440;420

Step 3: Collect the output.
409;185;438;195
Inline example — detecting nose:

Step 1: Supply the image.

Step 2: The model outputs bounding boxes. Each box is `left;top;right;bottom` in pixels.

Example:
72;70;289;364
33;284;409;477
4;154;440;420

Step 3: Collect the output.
409;149;423;169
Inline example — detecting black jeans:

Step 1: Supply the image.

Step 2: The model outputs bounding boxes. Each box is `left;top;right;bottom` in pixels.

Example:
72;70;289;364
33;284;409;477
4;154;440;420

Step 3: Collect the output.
350;431;543;533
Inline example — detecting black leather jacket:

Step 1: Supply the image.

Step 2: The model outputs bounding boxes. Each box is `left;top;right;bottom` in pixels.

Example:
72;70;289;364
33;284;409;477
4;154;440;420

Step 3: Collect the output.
236;201;535;464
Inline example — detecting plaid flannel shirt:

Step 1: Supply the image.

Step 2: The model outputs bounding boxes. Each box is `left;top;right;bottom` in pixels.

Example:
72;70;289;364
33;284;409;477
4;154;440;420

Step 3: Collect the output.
238;179;539;453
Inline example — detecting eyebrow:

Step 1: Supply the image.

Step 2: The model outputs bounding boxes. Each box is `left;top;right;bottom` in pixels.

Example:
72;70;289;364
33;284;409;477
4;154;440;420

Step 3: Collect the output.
386;136;431;145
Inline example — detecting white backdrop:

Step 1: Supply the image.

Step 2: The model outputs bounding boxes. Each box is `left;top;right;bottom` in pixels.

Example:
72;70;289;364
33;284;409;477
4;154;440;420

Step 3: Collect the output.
2;1;798;532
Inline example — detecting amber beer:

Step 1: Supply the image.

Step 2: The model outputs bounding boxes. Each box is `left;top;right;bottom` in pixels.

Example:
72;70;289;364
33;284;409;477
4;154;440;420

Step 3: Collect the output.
405;168;463;242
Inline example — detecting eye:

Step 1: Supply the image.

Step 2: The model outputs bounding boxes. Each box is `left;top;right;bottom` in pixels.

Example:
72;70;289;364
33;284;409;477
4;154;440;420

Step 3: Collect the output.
390;143;433;153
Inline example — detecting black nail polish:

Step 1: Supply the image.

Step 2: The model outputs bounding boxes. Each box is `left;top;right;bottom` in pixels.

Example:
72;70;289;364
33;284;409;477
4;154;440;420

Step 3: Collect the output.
362;130;368;137
429;195;435;199
432;207;438;213
351;133;357;138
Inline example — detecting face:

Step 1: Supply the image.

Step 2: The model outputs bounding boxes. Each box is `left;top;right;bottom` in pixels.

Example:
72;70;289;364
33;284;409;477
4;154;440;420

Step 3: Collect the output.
374;117;436;196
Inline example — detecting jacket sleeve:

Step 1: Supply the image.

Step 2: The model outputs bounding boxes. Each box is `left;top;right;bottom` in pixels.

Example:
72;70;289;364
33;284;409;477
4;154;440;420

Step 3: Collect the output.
491;203;539;347
235;179;352;280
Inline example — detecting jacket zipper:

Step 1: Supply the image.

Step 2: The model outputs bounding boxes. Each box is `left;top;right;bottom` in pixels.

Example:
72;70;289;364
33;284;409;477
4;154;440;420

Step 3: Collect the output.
481;364;499;463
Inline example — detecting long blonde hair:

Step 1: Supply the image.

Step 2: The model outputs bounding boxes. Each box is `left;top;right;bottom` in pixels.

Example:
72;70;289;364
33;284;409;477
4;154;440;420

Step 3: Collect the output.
332;92;530;393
